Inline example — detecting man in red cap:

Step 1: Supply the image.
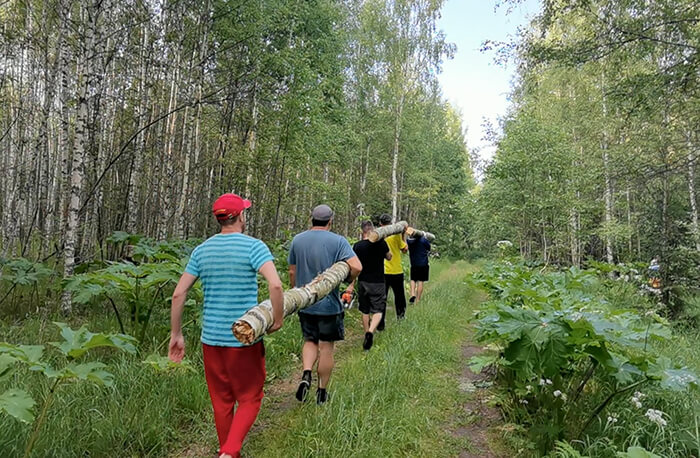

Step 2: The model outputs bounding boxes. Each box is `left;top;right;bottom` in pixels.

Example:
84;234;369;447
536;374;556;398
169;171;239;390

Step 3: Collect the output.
169;193;284;458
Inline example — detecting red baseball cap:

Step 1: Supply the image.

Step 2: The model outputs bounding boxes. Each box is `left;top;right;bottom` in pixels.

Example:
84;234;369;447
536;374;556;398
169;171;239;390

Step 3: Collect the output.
212;193;251;220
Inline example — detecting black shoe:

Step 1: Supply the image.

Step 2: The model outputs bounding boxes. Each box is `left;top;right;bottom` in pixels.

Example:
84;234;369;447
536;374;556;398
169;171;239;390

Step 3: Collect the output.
397;314;405;320
296;372;312;402
409;296;416;303
316;388;328;405
362;332;374;350
377;323;385;331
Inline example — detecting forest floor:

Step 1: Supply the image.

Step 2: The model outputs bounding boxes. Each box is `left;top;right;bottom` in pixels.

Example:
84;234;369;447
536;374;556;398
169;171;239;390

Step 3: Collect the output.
175;260;508;458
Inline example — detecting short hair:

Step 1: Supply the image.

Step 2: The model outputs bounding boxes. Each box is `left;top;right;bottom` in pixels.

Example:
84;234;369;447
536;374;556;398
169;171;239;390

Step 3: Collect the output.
217;214;240;226
361;220;374;233
379;214;392;225
312;218;331;227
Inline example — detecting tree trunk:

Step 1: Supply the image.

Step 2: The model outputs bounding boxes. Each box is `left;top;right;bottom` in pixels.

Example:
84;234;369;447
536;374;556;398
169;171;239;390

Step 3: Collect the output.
687;133;699;251
368;221;407;242
391;96;404;222
233;262;351;344
61;3;94;314
601;72;614;263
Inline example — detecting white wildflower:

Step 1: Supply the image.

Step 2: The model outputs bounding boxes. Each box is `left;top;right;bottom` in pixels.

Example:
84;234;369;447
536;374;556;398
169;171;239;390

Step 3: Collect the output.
546;379;553;385
645;409;667;427
526;385;533;393
539;378;546;386
606;413;619;424
496;240;513;249
553;390;563;397
519;399;529;405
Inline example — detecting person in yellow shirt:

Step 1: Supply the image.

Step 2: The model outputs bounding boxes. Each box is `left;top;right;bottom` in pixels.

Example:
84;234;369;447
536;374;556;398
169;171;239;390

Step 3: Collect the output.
378;214;407;330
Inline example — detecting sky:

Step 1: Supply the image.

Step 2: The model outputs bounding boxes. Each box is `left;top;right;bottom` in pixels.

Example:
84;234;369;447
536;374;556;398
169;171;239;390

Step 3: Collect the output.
437;0;541;164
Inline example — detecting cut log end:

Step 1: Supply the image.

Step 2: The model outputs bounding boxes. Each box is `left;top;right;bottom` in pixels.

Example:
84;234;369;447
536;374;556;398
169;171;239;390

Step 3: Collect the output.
232;321;255;345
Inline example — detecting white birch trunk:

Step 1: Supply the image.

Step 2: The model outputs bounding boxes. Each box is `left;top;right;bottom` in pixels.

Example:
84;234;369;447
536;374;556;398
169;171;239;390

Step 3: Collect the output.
233;262;350;344
687;134;699;251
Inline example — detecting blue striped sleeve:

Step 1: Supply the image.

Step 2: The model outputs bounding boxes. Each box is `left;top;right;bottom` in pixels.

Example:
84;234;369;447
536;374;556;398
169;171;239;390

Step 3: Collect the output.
249;240;274;271
185;246;200;277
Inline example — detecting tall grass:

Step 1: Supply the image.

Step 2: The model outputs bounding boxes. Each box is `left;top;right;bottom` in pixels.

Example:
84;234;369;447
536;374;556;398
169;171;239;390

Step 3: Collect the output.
1;260;482;457
244;261;483;457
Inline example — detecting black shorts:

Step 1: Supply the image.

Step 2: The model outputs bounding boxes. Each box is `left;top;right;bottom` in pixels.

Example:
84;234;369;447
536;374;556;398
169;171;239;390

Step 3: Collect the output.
298;312;344;343
410;265;430;282
357;281;386;315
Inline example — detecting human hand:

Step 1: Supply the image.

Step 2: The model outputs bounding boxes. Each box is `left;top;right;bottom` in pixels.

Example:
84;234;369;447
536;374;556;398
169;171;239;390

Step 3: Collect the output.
268;318;283;334
168;333;185;363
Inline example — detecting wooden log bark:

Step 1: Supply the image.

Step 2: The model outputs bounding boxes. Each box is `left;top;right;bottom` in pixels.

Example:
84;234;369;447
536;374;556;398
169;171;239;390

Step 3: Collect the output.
233;261;350;344
367;221;407;243
406;227;435;242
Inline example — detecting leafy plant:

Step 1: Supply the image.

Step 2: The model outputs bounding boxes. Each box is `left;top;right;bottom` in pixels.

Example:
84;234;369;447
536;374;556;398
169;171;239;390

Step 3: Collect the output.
0;257;55;313
63;233;202;341
470;261;698;455
0;322;137;457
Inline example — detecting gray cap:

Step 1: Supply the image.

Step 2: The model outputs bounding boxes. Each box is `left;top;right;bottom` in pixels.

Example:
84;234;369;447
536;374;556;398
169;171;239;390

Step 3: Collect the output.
312;204;334;221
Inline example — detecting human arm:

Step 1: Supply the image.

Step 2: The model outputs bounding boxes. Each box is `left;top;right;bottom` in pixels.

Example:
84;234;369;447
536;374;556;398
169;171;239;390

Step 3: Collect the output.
288;264;296;287
345;255;362;283
400;233;408;253
259;261;284;333
382;240;392;260
169;272;198;362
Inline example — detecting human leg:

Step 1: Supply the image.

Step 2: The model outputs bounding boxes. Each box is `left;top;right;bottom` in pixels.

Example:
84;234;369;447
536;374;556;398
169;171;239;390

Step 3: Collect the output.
202;344;236;449
369;312;382;333
416;281;424;301
317;341;335;389
220;342;265;456
389;274;406;318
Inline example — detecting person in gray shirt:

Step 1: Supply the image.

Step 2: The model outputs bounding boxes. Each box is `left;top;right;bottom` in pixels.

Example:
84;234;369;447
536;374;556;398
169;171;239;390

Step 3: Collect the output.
288;204;362;404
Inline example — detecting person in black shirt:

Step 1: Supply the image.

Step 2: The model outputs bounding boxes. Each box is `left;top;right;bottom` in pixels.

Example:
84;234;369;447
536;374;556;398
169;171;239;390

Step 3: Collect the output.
407;234;431;303
348;221;392;350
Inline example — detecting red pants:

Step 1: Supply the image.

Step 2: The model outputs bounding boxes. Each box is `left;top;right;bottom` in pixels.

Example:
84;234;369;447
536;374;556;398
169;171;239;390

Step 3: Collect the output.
202;342;266;457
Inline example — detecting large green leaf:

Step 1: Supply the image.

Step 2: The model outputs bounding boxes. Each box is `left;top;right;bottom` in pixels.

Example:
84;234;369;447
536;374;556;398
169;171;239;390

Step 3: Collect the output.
143;354;196;373
63;362;115;387
50;322;137;359
616;447;662;458
0;354;18;381
0;388;35;423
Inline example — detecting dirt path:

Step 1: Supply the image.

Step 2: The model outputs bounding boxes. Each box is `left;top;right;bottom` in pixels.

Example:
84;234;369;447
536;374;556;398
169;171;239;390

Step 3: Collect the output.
174;261;507;457
455;341;502;458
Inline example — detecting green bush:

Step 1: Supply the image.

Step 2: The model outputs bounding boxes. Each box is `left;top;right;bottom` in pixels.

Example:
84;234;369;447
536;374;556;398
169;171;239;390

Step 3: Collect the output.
470;261;699;456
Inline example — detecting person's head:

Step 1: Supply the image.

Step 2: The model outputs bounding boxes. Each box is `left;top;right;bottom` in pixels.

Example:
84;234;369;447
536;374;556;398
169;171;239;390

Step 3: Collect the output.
379;213;392;226
311;204;334;229
212;193;251;231
360;220;374;239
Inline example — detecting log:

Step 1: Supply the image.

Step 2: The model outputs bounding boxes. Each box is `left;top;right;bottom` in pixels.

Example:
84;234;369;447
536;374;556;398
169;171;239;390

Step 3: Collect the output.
232;262;350;344
367;221;408;242
406;227;435;242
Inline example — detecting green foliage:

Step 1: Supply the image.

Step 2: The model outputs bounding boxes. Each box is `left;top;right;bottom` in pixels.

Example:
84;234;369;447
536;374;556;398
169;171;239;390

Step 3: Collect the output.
0;257;56;316
143;354;196;374
471;261;698;455
616;447;662;458
0;322;137;456
0;389;34;424
63;232;202;340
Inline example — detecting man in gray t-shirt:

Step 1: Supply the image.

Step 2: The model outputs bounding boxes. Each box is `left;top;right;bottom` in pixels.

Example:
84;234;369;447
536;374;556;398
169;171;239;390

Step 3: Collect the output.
288;204;362;404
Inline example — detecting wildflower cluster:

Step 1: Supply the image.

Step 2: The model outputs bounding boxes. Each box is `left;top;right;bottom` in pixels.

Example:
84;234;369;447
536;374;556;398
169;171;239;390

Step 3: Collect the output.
630;391;645;409
644;409;667;428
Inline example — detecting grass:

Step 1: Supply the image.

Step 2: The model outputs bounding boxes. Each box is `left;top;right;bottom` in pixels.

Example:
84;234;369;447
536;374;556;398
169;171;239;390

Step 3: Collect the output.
0;259;485;457
243;260;483;457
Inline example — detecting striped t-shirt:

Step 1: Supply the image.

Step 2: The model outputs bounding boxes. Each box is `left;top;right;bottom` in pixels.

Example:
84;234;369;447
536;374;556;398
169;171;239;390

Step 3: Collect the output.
185;232;274;347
